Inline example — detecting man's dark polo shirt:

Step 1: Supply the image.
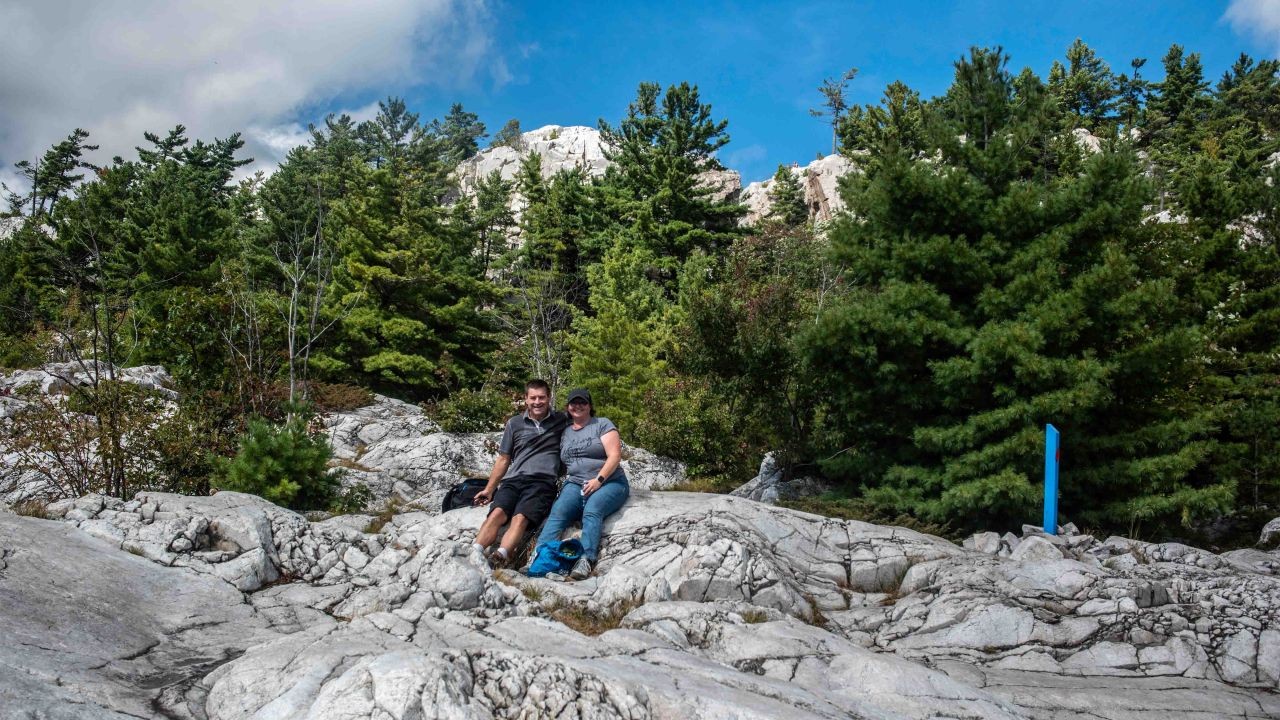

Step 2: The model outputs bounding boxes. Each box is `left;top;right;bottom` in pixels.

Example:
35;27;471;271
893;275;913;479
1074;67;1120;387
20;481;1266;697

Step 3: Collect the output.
498;410;568;482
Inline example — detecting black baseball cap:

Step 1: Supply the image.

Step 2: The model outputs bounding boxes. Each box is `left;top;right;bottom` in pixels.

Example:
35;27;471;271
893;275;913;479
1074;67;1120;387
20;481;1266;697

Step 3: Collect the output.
566;388;592;405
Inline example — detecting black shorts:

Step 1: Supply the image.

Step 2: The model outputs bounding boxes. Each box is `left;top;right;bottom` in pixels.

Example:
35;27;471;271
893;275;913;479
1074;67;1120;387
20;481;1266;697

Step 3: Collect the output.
489;475;557;526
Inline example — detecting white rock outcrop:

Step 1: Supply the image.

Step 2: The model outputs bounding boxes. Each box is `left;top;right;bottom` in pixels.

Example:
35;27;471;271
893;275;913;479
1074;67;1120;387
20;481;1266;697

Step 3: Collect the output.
323;394;687;510
6;486;1280;719
739;153;858;226
453;125;612;202
452;125;766;228
1;365;688;510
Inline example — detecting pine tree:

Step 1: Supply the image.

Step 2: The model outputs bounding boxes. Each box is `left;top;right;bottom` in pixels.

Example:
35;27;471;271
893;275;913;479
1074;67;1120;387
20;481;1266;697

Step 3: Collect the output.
1047;39;1118;132
767;165;808;227
6;129;99;217
838;81;928;156
473;170;514;273
803;47;1225;533
490;118;524;150
568;236;669;432
358;98;419;169
434;103;487;166
1116;58;1148;131
317;151;495;398
597;82;744;284
810;67;859;154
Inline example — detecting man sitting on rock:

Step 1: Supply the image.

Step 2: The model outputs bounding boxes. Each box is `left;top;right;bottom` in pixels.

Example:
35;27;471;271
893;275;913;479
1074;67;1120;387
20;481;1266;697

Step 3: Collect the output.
471;379;567;566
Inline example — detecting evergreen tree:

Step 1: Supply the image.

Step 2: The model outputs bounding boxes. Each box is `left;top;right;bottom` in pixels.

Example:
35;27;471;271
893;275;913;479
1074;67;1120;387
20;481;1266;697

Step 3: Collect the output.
124;128;252;386
597;82;744;284
1047;39;1118;132
809;67;859;154
768;165;808;227
568;236;669;432
317;155;495;398
218;411;337;511
1116;58;1149;130
838;81;928;156
490;118;524;150
358;97;420;169
803;47;1225;533
473;170;515;273
434;103;487;166
6;128;99;217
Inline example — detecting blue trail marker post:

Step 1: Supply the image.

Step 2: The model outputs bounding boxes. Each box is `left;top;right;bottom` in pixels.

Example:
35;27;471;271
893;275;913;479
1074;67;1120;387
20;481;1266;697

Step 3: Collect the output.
1043;424;1060;535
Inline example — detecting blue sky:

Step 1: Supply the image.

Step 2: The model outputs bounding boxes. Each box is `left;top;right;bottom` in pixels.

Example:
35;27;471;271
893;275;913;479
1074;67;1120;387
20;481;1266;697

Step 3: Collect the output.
390;0;1278;182
1;0;1278;191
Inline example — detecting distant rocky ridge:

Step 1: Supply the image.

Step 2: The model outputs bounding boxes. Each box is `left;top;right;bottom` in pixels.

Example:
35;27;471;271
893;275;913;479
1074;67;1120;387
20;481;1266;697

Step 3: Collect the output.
452;124;854;228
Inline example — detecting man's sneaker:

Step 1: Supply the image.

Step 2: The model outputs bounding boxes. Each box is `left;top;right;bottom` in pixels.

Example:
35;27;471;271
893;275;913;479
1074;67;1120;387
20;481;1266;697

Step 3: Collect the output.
569;557;593;581
490;547;512;568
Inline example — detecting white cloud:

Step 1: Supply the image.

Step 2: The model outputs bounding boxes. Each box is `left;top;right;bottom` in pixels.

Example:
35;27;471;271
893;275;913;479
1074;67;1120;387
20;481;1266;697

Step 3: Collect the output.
0;0;500;186
1224;0;1280;55
725;143;768;170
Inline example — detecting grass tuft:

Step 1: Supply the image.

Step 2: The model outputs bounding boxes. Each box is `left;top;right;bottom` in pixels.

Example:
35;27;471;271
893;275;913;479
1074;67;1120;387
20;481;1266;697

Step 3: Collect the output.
362;499;403;534
545;597;641;636
12;499;50;519
802;593;829;628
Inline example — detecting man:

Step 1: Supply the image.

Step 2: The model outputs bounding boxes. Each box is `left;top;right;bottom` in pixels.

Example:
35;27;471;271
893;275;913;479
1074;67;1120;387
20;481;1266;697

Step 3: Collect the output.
472;379;567;566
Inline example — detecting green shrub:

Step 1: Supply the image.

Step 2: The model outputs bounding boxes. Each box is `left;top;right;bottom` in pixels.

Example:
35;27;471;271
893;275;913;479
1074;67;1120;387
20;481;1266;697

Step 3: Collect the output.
0;331;50;369
631;377;764;486
217;411;338;511
428;387;512;433
330;482;373;515
143;393;235;496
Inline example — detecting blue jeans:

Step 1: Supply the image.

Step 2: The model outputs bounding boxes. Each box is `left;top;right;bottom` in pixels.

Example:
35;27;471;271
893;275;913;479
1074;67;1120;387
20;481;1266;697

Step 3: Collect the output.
536;480;630;561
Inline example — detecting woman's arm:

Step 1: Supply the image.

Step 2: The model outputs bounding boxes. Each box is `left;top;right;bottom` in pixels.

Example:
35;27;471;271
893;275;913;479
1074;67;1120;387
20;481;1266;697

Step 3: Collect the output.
583;429;622;497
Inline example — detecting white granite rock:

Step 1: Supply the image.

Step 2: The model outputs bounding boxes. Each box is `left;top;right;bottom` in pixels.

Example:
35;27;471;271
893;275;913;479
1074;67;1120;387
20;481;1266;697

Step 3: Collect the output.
739;153;858;226
8;479;1280;718
1259;516;1280;549
730;452;828;504
324;394;686;510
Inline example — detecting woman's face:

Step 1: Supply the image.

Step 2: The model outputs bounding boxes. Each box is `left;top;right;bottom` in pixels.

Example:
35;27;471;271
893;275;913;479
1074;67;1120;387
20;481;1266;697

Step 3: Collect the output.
567;399;591;422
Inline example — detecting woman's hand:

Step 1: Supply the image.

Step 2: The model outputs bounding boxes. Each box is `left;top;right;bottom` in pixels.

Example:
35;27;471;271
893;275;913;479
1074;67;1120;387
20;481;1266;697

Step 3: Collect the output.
582;477;603;498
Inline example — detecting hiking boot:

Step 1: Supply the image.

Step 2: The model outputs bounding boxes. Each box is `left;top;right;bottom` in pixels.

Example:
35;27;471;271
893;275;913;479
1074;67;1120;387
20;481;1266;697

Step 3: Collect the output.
569;557;593;581
490;547;512;568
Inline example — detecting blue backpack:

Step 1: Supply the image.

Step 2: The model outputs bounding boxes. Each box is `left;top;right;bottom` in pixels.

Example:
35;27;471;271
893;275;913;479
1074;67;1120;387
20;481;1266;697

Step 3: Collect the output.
527;538;584;577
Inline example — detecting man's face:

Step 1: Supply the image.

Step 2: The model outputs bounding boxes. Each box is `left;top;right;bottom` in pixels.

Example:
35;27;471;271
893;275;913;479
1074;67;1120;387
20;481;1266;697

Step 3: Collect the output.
525;387;550;419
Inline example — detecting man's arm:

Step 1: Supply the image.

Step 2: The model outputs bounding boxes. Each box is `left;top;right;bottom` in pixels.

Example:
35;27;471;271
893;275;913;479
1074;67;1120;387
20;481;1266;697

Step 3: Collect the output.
473;454;511;505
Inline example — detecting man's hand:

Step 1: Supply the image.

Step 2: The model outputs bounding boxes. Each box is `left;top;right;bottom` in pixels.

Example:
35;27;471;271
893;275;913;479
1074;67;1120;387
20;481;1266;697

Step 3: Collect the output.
477;453;509;507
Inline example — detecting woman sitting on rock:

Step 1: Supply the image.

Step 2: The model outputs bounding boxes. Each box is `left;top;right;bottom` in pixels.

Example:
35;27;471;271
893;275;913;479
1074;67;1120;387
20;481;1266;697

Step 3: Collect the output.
534;388;630;580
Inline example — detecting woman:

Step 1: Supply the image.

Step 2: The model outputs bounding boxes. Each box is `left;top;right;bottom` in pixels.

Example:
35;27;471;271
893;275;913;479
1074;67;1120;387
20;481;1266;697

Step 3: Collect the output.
535;387;630;580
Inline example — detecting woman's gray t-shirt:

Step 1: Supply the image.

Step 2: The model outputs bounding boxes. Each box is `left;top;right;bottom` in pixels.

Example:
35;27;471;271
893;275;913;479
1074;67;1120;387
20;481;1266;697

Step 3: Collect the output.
560;417;627;485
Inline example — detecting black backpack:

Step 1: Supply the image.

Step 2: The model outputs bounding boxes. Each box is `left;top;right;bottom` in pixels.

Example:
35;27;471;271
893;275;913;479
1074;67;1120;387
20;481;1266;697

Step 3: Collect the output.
442;478;488;512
